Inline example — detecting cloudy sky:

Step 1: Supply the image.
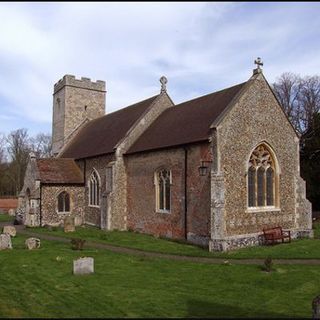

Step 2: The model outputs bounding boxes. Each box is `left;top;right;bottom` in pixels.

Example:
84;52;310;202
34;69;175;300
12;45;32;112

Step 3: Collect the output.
1;2;320;136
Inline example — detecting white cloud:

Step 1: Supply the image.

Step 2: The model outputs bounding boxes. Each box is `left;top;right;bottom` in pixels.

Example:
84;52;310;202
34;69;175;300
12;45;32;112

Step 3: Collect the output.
0;2;320;134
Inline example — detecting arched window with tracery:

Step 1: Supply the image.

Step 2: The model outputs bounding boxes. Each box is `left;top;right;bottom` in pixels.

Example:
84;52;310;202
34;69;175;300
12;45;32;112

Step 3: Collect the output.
155;169;172;212
247;144;278;208
57;191;70;213
89;170;100;207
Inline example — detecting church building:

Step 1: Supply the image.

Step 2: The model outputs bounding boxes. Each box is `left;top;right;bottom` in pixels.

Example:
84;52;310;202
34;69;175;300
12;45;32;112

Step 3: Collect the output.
19;60;313;251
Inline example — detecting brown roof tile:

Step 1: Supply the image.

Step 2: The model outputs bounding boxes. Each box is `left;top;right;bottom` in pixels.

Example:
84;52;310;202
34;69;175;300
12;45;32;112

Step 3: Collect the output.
126;82;246;154
60;95;159;159
36;159;84;184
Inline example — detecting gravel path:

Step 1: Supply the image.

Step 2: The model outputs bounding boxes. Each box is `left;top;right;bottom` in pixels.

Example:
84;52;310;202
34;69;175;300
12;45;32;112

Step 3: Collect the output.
4;224;318;266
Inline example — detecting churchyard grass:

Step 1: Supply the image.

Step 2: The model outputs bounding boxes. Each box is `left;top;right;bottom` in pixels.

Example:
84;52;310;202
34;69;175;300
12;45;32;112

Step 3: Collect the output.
0;235;319;318
0;213;14;222
28;221;320;259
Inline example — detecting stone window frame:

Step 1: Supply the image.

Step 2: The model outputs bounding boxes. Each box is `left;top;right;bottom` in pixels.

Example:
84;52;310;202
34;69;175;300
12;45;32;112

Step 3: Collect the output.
154;168;172;214
88;168;101;208
246;142;281;213
56;191;71;214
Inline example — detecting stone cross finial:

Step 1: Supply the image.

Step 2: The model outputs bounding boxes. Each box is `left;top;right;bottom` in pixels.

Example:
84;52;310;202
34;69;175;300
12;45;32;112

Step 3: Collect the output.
253;57;263;74
254;57;263;69
160;76;168;93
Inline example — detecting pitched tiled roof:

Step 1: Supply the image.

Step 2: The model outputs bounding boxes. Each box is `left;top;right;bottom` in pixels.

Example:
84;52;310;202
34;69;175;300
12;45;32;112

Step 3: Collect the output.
126;82;246;154
60;95;159;159
36;159;84;184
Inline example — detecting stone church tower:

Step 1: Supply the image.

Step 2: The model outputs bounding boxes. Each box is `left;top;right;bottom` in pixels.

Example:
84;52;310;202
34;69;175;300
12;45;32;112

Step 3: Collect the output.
52;75;106;156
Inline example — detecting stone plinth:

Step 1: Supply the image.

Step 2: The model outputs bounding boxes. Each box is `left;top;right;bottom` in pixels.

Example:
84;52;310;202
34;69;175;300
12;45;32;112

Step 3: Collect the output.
73;257;94;275
64;216;75;233
0;234;12;250
25;237;41;250
3;226;16;237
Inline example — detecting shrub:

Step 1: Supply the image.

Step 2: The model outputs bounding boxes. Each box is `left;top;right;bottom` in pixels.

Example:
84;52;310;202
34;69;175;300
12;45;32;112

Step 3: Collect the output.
71;238;86;250
263;257;273;272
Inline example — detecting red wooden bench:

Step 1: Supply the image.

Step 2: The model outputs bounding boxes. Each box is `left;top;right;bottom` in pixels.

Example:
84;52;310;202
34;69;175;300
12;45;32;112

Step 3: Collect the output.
262;226;291;245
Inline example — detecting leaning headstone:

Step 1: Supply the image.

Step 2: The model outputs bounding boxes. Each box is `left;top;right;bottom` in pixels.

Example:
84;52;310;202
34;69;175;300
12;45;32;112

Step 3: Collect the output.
312;295;320;319
25;237;41;250
3;226;16;237
0;234;12;250
73;257;94;275
8;209;15;216
64;216;75;233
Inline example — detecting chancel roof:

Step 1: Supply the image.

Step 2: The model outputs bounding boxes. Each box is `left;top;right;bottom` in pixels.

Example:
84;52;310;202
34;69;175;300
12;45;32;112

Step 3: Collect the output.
126;82;246;154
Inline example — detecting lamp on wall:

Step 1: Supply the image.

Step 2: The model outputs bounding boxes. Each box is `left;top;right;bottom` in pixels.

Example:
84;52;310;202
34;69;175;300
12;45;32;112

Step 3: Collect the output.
198;160;212;176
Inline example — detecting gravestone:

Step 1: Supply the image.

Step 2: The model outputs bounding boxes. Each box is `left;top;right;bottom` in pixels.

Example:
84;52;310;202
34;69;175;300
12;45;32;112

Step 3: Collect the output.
64;216;75;233
3;226;16;237
8;209;15;216
0;234;12;250
25;237;41;250
73;257;94;275
312;295;320;319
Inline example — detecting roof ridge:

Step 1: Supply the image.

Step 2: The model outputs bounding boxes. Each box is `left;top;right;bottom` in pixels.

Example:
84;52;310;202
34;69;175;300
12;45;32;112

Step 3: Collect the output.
174;81;247;108
90;94;159;122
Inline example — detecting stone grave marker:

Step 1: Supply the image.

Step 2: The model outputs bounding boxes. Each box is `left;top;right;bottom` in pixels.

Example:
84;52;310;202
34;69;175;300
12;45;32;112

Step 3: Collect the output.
3;226;16;237
312;295;320;319
73;257;94;275
8;209;15;216
25;237;41;250
64;216;75;233
0;234;12;250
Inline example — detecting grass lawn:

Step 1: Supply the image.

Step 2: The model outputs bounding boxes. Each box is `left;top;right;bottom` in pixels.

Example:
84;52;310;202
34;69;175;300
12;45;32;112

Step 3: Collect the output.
0;235;319;318
0;213;15;223
28;221;320;259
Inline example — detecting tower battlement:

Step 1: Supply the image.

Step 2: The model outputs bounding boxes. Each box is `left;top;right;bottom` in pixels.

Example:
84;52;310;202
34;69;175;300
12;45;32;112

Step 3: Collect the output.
54;74;106;94
52;74;106;156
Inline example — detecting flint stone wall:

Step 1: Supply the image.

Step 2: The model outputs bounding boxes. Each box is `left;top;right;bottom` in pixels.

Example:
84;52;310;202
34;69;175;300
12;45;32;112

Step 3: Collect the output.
113;93;174;231
41;185;84;226
210;228;313;251
213;74;312;240
77;154;115;228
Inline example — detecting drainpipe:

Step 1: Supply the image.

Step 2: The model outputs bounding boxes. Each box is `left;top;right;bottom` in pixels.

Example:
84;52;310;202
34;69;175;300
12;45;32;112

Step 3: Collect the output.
184;147;188;240
39;184;42;226
84;159;87;185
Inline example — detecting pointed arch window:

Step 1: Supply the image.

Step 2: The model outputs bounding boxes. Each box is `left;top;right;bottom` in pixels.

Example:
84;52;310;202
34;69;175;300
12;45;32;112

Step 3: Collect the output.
89;170;100;207
247;144;279;208
57;191;70;213
155;169;172;213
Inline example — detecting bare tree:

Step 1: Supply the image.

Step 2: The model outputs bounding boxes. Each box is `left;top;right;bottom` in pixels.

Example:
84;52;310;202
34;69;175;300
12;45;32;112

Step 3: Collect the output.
273;73;320;134
30;133;52;158
273;72;302;132
6;129;31;195
299;76;320;133
0;133;6;164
